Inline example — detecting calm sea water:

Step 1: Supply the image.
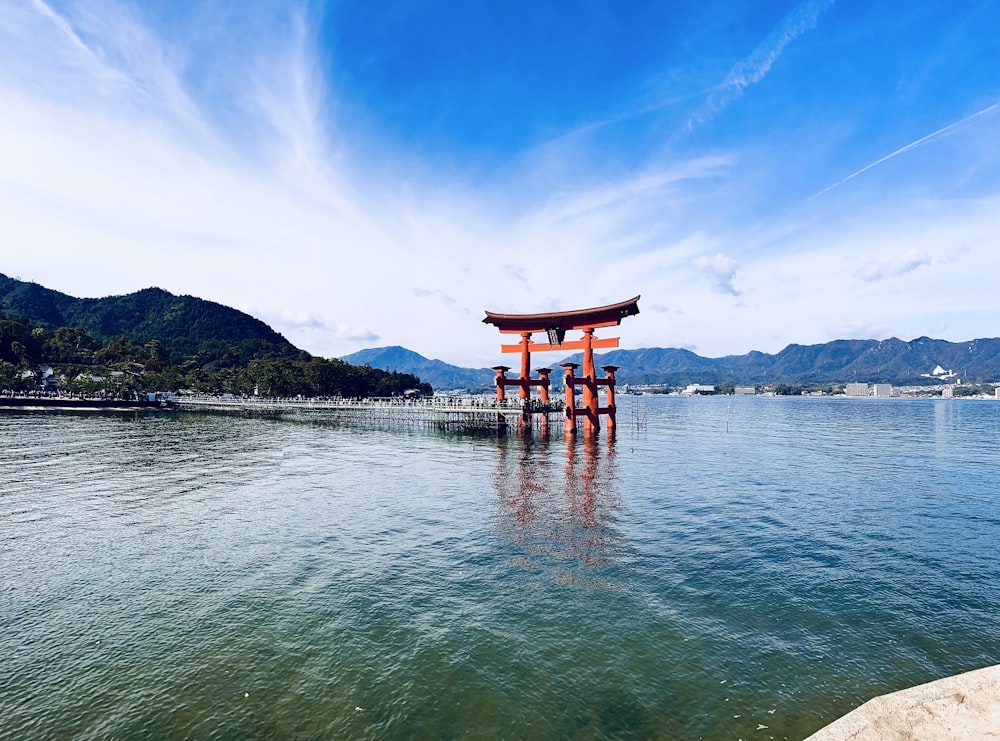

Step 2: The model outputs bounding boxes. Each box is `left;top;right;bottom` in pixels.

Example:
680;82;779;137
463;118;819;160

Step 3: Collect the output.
2;396;998;740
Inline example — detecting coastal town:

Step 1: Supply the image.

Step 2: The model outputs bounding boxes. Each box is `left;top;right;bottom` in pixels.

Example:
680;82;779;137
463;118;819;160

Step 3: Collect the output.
651;379;1000;399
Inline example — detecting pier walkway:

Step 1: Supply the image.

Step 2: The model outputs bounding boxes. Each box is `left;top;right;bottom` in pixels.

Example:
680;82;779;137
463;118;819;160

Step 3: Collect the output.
173;395;565;433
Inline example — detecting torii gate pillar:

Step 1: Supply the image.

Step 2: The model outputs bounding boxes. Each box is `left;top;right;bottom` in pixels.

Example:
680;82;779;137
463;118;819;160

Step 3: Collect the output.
483;296;640;436
602;365;619;433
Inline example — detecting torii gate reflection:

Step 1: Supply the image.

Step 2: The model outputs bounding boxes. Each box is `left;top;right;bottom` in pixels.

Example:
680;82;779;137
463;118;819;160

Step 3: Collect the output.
492;433;623;576
483;297;640;436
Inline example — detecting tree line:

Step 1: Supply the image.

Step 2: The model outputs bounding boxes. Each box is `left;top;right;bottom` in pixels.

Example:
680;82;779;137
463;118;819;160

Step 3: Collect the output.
0;316;431;398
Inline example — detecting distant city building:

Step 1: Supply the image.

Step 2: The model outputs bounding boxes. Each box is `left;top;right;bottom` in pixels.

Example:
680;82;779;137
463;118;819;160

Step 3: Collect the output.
632;384;671;394
942;386;954;398
682;384;715;395
734;386;756;396
845;383;869;397
872;383;893;398
921;365;959;382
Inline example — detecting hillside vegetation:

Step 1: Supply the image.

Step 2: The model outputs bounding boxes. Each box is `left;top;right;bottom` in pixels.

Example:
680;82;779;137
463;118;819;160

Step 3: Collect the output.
0;274;430;397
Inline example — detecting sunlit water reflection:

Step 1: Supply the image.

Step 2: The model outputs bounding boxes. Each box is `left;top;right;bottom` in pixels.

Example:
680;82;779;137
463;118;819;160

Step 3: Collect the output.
2;397;998;739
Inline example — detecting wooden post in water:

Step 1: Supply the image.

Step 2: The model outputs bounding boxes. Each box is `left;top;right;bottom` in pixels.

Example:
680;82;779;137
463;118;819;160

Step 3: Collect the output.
580;328;599;434
561;362;579;434
602;365;619;434
491;366;510;403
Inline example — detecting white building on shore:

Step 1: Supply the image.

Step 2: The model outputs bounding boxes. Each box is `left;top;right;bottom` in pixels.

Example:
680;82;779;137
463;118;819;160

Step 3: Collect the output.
681;384;715;395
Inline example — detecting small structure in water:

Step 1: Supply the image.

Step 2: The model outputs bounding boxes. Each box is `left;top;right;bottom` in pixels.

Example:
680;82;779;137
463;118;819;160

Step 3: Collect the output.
483;296;640;436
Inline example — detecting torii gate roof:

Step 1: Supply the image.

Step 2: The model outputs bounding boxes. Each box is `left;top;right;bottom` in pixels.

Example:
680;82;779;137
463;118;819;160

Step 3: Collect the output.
483;295;640;333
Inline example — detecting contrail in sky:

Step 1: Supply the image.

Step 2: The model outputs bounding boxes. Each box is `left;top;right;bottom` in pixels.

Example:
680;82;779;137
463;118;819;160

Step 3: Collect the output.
816;101;1000;196
683;0;835;133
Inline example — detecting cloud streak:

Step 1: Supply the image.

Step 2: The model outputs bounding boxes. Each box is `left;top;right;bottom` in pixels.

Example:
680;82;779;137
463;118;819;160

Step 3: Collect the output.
1;1;999;366
817;101;1000;195
414;288;457;305
685;0;835;131
857;250;932;282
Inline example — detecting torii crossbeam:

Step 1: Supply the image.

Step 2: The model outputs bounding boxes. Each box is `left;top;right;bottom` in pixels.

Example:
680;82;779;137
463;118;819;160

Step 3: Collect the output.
483;296;640;435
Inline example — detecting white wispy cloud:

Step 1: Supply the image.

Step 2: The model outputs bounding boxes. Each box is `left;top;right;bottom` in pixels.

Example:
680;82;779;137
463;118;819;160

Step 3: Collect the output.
26;1;215;144
258;309;330;331
504;265;529;283
413;288;457;305
333;325;380;343
685;0;835;131
693;253;742;296
823;321;890;340
1;1;998;367
250;7;330;172
857;250;932;282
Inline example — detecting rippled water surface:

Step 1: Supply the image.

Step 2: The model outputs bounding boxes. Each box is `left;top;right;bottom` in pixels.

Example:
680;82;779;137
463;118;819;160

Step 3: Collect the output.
2;397;999;739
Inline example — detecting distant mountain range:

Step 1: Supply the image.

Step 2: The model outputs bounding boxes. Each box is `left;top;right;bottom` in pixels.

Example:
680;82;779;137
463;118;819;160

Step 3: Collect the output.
341;346;496;391
344;337;1000;390
5;273;996;389
569;338;1000;386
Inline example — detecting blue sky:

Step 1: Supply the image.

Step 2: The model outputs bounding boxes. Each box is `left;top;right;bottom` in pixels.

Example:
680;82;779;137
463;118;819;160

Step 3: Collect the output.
1;1;998;367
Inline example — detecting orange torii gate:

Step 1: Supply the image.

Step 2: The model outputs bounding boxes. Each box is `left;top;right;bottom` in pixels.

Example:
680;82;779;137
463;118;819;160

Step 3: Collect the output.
482;296;640;435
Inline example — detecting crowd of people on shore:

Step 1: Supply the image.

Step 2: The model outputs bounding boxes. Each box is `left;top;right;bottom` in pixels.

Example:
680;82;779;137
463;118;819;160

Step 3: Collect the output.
0;389;147;401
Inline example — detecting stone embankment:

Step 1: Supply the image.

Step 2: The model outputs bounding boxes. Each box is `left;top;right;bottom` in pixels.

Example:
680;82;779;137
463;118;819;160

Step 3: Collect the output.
806;664;1000;740
0;394;166;410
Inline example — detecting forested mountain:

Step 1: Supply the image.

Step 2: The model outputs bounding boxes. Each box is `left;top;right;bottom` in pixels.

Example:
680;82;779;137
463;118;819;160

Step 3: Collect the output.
0;274;431;397
0;273;299;366
341;346;494;391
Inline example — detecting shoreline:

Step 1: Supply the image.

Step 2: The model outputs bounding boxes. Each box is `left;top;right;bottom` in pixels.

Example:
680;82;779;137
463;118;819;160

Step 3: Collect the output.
0;396;170;411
